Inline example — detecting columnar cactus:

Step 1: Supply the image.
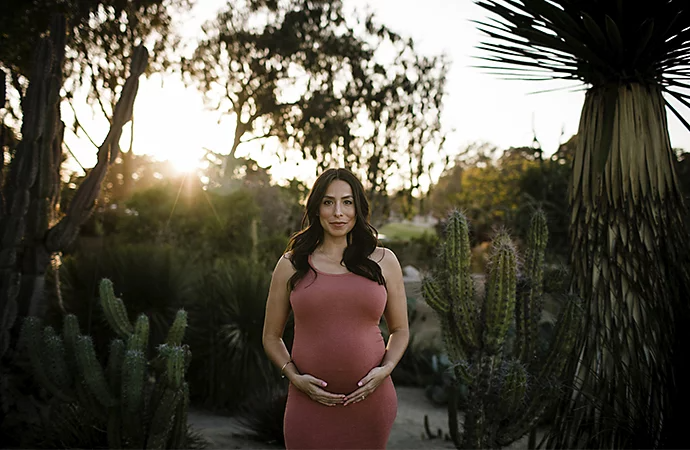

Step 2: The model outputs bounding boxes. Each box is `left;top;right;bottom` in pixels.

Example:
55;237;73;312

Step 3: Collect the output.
20;278;191;449
423;210;581;449
0;13;148;365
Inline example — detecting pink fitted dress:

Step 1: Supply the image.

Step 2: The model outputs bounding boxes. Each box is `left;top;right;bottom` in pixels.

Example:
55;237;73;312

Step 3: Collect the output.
284;256;397;449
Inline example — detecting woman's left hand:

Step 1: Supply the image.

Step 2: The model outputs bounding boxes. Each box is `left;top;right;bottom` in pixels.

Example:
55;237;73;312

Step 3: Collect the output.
343;365;391;406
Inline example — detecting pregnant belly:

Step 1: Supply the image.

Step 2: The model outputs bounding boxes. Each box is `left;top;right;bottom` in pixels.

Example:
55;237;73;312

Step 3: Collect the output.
292;334;386;394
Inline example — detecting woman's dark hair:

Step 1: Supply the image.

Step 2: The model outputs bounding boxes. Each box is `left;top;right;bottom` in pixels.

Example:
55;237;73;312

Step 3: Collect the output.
285;168;385;291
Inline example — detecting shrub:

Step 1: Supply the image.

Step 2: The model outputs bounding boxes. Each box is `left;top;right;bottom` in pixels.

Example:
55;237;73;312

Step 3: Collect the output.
184;259;290;410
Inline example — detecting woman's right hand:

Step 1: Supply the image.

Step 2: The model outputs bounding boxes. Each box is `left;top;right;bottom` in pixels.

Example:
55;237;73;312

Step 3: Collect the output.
291;374;345;407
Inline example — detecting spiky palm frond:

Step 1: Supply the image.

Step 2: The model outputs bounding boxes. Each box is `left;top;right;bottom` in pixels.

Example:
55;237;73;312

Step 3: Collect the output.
474;0;690;128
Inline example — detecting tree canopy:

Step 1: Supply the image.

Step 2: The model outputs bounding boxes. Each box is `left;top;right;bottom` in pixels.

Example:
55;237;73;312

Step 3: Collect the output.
184;0;447;208
0;0;192;119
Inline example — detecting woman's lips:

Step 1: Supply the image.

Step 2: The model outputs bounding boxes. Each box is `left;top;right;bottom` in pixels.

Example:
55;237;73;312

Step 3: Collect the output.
330;222;348;228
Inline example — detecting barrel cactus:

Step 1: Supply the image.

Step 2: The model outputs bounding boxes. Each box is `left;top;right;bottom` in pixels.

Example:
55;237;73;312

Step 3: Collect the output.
20;279;192;449
423;210;581;449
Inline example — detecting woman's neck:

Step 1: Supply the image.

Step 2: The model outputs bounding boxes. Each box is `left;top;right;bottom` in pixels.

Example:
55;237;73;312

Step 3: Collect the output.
317;237;347;255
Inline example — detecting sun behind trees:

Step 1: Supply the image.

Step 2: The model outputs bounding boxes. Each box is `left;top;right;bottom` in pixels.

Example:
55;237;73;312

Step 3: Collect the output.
183;0;447;223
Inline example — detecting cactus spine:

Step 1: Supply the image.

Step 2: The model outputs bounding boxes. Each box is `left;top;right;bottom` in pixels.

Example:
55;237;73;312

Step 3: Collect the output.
21;279;191;448
423;210;581;448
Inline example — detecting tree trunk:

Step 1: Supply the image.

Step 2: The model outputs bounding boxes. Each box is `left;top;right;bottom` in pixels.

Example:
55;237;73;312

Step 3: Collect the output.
552;83;689;448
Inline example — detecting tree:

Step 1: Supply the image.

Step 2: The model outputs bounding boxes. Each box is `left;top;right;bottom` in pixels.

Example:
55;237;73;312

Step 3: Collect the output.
0;0;190;109
184;0;447;216
0;0;192;196
184;0;366;165
429;143;538;244
475;1;690;447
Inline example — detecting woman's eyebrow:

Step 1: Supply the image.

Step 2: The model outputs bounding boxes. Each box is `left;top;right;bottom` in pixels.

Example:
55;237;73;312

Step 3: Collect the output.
323;195;354;199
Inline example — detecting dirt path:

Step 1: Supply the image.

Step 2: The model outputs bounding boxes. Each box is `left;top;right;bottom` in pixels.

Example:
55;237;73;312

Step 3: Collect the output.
188;386;456;449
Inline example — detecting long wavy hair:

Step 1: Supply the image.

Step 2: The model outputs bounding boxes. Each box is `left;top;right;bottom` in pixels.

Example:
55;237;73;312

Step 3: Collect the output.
285;168;385;291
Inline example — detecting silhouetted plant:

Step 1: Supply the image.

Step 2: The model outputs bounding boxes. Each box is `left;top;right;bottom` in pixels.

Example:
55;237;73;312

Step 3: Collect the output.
185;259;288;410
48;244;193;357
235;383;289;447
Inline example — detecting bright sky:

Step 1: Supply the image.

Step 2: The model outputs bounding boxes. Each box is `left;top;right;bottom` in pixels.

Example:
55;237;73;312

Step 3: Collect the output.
64;0;690;190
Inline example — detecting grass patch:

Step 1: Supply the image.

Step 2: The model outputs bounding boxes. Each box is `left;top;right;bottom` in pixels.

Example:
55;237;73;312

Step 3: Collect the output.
379;222;434;241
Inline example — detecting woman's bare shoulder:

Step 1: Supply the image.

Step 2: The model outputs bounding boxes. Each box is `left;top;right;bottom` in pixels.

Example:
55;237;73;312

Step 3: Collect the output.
273;252;296;277
370;247;401;269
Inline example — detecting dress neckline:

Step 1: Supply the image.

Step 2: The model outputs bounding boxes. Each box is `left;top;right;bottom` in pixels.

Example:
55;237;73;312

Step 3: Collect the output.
308;254;353;276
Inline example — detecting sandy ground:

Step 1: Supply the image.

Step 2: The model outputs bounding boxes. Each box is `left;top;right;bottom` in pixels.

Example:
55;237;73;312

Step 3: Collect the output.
188;386;456;450
187;385;540;450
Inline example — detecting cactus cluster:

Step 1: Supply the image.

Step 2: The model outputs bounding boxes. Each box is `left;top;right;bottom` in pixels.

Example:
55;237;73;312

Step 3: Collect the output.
20;279;191;449
423;210;581;449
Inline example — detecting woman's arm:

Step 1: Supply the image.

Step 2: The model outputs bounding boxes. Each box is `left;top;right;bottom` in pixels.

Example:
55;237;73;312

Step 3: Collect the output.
379;248;410;375
262;254;295;377
262;254;345;406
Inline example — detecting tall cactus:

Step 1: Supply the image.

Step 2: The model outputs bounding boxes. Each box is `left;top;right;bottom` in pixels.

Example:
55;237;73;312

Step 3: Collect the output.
20;279;192;449
423;210;581;449
0;14;148;366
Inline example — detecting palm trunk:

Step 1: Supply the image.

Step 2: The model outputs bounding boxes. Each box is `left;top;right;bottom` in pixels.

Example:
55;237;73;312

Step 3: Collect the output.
551;83;688;448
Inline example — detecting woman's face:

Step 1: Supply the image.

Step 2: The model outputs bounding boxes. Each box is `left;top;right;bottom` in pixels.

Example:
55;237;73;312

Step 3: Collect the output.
318;179;356;238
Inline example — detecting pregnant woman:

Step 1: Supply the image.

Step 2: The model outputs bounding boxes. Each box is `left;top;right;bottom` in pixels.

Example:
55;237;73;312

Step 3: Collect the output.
262;168;409;449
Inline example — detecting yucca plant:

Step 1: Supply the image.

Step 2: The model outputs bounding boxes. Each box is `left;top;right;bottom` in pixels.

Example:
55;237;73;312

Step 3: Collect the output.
473;1;690;448
185;259;286;410
235;382;289;447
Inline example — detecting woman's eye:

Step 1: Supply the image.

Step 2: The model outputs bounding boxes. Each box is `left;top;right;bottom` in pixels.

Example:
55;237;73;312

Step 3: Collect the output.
323;200;332;205
344;200;353;205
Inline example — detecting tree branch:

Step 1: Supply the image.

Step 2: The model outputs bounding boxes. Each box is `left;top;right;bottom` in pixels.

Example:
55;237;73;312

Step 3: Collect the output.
240;132;275;144
67;99;99;148
63;141;87;175
90;62;112;120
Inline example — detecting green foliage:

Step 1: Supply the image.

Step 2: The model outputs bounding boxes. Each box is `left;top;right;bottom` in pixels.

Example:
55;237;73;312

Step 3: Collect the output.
51;241;287;410
422;210;582;448
429;144;539;244
92;178;301;265
49;244;192;357
379;222;433;241
429;141;572;260
19;279;198;448
184;259;285;410
382;231;440;272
